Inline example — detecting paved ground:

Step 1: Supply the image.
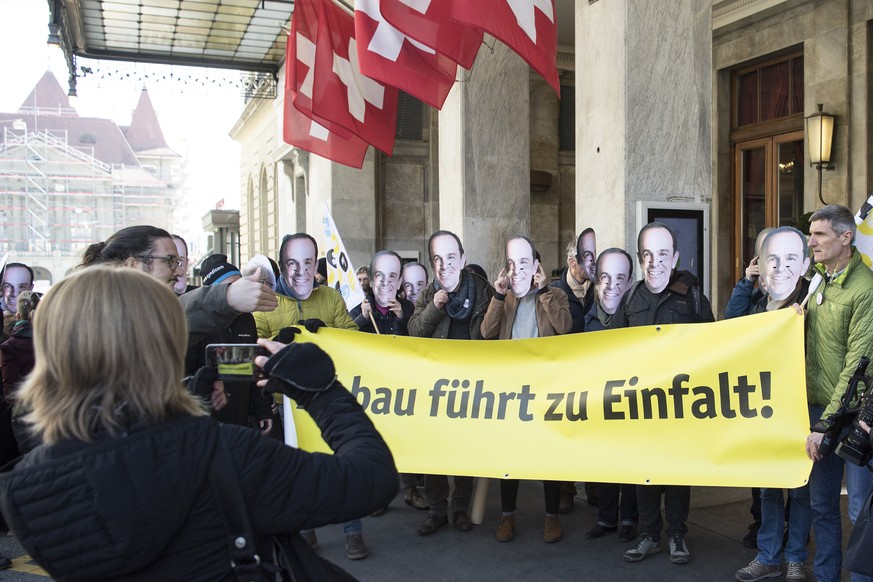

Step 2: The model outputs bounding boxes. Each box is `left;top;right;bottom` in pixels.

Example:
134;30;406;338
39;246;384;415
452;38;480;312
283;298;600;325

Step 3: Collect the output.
0;481;859;581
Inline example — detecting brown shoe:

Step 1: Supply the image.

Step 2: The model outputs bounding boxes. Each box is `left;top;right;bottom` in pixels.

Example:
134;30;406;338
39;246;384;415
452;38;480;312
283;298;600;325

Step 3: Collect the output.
417;514;448;536
404;487;429;510
453;511;473;532
495;515;515;542
544;515;562;543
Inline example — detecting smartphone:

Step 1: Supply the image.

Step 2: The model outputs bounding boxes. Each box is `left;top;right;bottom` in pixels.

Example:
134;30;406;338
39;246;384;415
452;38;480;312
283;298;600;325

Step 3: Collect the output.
205;343;267;381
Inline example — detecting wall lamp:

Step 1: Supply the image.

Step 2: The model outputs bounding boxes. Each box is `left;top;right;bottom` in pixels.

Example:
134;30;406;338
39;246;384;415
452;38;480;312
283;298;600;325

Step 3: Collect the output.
806;103;835;205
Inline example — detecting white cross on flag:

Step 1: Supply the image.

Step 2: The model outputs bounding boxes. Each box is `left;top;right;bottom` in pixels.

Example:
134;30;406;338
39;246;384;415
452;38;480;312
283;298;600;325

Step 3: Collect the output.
283;4;369;168
354;0;457;110
378;0;484;70
312;0;398;155
452;0;560;97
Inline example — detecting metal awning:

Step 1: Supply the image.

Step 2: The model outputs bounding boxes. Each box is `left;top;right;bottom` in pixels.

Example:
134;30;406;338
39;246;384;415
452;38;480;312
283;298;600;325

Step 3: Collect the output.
49;0;295;75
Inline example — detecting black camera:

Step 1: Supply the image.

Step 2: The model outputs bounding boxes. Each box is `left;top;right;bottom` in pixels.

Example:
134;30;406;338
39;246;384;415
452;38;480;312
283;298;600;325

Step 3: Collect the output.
836;365;873;466
811;357;869;458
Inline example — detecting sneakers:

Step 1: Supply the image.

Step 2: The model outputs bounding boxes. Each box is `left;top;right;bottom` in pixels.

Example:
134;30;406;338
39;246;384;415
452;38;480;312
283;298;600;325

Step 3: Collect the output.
543;515;562;543
623;535;661;562
417;514;448;536
495;515;515;542
619;525;637;542
344;534;368;560
668;534;691;564
300;530;319;550
743;521;761;548
735;559;782;581
452;511;473;532
404;487;428;510
785;562;807;582
585;524;617;539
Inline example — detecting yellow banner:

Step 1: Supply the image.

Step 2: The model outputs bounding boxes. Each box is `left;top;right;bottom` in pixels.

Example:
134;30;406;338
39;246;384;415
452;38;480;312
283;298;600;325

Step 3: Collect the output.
289;309;812;488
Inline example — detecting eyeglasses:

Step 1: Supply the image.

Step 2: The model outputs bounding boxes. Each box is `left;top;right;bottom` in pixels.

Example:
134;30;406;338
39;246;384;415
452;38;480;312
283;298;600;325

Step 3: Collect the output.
136;255;184;271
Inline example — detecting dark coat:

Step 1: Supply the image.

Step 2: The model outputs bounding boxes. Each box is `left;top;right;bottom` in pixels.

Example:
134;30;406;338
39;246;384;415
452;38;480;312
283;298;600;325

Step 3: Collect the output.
349;293;414;336
610;270;714;328
0;321;34;404
549;268;593;334
408;270;494;340
0;383;397;581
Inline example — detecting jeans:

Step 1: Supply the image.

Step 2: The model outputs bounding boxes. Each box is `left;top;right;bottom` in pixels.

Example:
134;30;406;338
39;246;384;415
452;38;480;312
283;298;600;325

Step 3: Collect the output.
755;486;811;565
808;404;873;582
636;484;690;538
424;474;473;516
597;483;638;527
300;518;362;538
500;480;561;515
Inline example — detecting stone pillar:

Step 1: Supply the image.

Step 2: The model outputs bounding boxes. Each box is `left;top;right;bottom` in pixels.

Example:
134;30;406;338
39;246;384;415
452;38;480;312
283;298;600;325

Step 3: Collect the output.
530;74;561;273
439;37;531;275
307;148;377;271
575;0;712;253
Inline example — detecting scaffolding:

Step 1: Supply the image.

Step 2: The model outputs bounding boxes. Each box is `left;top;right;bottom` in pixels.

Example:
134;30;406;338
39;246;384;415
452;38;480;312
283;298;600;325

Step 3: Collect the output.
0;127;176;254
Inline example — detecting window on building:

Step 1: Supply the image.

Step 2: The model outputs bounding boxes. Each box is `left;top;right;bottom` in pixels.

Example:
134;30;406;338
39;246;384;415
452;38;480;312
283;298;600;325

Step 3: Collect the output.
558;84;575;151
395;91;423;140
730;51;804;282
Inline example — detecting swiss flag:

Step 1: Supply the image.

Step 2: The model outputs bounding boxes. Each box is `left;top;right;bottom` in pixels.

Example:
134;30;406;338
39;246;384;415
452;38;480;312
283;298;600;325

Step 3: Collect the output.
283;10;369;168
379;0;484;70
354;0;457;110
311;0;399;155
452;0;560;97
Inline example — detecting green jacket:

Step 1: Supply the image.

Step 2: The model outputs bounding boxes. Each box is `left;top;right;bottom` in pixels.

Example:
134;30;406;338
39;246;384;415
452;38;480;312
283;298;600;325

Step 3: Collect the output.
253;286;358;339
806;249;873;416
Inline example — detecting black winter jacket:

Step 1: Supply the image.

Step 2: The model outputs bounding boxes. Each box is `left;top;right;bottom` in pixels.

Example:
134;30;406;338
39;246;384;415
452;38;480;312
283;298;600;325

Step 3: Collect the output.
0;384;397;581
349;293;414;335
610;270;714;328
550;268;593;334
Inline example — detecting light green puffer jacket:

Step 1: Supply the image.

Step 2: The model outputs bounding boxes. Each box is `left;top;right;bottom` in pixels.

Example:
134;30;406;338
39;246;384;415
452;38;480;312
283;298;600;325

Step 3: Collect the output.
805;249;873;417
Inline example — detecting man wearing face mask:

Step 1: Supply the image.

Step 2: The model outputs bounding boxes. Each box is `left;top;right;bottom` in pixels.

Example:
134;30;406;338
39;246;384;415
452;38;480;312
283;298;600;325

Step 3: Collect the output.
480;235;571;544
351;251;414;335
400;262;428;306
611;222;713;566
254;233;357;340
409;230;494;535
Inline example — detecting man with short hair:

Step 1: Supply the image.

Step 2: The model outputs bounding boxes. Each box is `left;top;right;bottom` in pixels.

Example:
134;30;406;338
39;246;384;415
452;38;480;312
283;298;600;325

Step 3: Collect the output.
409;230;494;535
612;222;713;566
356;266;371;295
481;235;571;544
401;262;428;306
550;233;595;334
254;233;358;340
805;205;873;582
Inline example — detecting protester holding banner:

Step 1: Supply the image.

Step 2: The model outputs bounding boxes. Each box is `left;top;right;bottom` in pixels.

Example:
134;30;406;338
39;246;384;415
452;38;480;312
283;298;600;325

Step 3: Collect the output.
409;230;494;536
550;234;595;334
734;227;813;582
612;222;714;566
582;248;640;543
253;233;357;340
480;235;571;543
804;205;873;582
349;250;427;511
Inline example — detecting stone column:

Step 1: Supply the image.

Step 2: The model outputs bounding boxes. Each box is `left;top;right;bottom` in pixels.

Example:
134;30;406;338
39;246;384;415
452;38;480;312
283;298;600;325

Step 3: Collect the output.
307;148;377;271
575;0;712;252
439;37;531;275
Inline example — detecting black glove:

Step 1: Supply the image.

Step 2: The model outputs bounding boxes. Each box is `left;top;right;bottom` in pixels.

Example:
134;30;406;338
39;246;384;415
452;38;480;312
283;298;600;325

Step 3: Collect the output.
262;342;336;407
299;318;326;333
275;326;302;344
184;366;218;399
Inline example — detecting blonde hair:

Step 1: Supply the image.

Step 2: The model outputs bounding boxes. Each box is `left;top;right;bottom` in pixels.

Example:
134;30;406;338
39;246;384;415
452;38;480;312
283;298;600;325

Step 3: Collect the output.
18;265;206;444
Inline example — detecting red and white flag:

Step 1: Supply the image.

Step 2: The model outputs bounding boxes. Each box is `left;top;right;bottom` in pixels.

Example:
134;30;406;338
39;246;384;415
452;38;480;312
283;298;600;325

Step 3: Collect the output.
452;0;560;97
354;0;457;110
283;12;369;168
379;0;483;70
311;0;399;155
